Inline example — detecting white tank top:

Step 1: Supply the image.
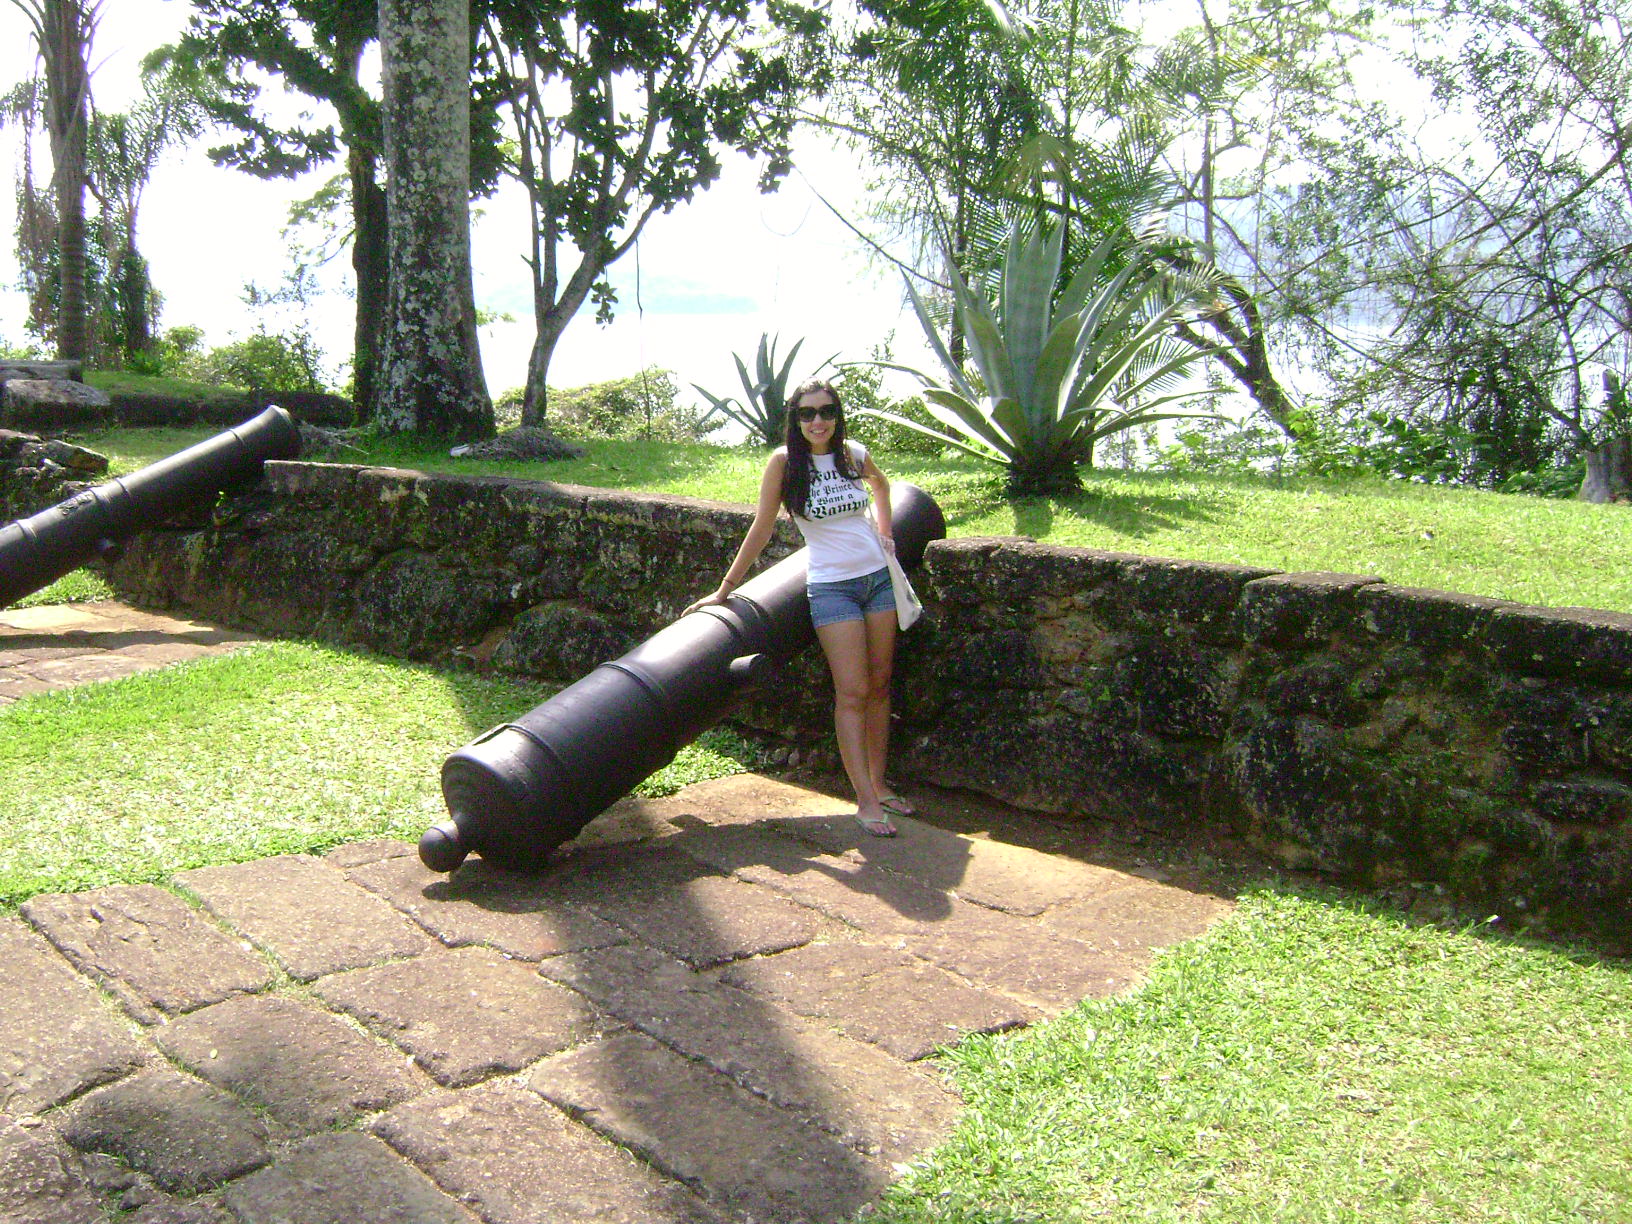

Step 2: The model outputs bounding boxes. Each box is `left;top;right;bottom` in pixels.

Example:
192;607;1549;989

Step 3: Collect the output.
792;442;888;583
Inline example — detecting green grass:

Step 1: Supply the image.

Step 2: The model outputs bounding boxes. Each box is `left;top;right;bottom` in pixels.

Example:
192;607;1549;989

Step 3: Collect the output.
11;568;115;609
0;639;767;906
85;369;252;409
876;890;1631;1223
74;428;1632;613
75;424;233;475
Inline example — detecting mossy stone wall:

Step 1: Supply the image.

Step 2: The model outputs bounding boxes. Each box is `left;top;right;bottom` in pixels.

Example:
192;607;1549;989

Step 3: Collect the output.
95;461;1631;945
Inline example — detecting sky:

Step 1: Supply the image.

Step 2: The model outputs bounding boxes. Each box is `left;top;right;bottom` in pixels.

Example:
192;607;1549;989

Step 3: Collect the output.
0;0;929;408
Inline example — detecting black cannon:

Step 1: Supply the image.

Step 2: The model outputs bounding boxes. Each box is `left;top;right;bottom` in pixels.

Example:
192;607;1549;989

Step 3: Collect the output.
0;405;302;609
422;482;947;873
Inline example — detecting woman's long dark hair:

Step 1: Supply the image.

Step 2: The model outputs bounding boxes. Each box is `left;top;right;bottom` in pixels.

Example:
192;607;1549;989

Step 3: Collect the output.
781;378;862;517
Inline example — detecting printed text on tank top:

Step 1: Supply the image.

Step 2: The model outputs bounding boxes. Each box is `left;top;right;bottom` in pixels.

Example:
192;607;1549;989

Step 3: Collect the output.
803;452;868;521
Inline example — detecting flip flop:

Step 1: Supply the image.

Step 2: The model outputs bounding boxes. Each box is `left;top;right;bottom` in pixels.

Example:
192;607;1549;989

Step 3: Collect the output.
855;813;898;838
879;795;916;818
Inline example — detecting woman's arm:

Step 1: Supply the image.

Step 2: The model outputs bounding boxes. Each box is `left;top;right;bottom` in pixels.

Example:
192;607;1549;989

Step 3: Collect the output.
683;450;788;614
861;452;894;549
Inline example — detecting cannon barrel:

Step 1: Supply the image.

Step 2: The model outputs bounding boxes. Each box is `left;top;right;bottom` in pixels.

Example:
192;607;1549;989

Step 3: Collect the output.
0;406;301;609
423;482;947;873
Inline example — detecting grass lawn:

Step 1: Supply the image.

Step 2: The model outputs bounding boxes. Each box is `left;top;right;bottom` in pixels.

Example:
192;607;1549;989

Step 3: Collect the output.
3;639;1626;1222
0;640;767;905
62;428;1632;615
876;891;1631;1223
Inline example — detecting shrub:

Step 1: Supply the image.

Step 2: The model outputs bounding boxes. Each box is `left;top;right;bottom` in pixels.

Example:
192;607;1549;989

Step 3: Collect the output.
1153;413;1298;475
184;326;328;393
123;324;205;379
548;368;722;443
877;223;1223;495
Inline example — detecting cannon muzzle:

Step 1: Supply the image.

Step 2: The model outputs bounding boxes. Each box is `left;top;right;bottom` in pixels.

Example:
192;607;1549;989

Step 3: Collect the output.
427;482;946;873
0;406;301;609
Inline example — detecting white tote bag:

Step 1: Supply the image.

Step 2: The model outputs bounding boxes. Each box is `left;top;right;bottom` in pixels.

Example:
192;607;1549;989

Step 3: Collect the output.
885;550;923;630
867;502;922;630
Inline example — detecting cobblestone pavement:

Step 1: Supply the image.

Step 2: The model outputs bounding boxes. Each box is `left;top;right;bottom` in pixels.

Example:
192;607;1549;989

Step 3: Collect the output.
1;606;1234;1224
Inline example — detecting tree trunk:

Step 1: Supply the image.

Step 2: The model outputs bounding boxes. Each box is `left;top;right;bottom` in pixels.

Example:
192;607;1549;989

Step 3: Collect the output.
520;324;562;428
519;255;602;426
1578;435;1632;503
373;0;493;439
1176;268;1299;438
520;291;593;427
42;0;94;363
349;146;389;418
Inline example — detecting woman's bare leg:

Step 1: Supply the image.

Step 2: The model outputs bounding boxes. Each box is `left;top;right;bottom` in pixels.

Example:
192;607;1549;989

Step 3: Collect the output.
860;607;898;807
815;616;893;834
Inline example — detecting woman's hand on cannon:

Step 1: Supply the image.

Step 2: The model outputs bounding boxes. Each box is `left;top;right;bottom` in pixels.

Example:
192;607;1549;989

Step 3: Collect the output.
682;580;736;617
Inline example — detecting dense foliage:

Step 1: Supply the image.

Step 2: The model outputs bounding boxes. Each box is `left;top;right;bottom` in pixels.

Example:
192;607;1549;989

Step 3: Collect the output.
544;367;723;444
7;0;1628;500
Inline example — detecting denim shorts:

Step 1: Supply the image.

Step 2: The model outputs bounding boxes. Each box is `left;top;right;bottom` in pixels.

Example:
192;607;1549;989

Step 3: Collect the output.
807;566;895;628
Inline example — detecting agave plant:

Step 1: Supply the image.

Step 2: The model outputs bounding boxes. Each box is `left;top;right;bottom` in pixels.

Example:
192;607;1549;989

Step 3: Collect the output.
694;333;834;448
866;223;1222;494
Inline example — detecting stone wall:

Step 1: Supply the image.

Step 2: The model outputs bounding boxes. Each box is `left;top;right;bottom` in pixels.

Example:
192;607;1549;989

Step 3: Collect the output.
92;461;1632;944
0;430;109;521
894;540;1631;944
0;359;115;433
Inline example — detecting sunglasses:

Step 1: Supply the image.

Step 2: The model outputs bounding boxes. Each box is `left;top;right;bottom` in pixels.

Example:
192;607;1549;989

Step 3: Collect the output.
796;404;839;422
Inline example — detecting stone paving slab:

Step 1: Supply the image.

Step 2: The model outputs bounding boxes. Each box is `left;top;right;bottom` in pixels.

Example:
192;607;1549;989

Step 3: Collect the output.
26;652;158;687
786;812;1127;916
672;821;997;935
678;822;1141;1010
175;853;434;981
313;946;615;1088
0;1116;108;1224
58;1067;271;1194
540;942;963;1163
655;774;1134;914
0;914;148;1117
155;994;432;1133
345;845;628;961
1043;875;1234;955
587;870;828;968
221;1132;481;1224
720;940;1034;1061
898;902;1143;1010
548;840;831;968
372;1080;730;1224
0;671;55;701
0;604;113;633
110;639;237;666
118;1199;231;1223
532;1030;892;1224
21;884;274;1025
0;641;91;663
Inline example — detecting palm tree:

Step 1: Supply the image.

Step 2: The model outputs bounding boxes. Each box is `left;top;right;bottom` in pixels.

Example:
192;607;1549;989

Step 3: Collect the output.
8;0;101;362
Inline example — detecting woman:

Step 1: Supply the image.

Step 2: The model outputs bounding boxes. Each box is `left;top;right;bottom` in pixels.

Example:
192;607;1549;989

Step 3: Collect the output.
684;378;913;836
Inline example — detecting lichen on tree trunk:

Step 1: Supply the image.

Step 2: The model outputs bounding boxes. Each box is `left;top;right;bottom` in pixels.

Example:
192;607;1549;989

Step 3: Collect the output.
373;0;493;440
1578;435;1632;503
